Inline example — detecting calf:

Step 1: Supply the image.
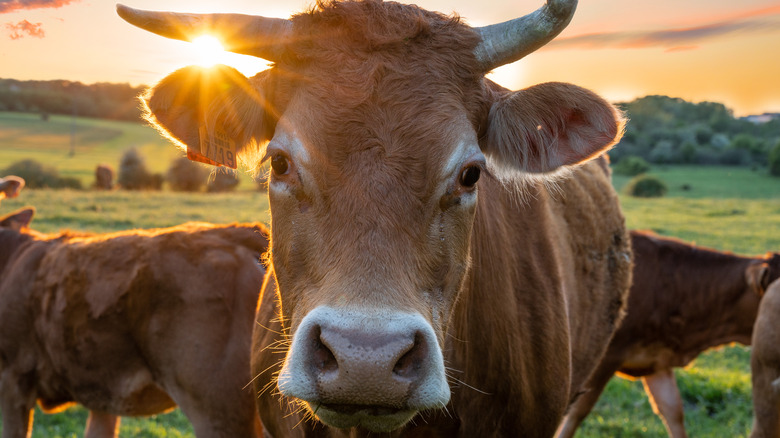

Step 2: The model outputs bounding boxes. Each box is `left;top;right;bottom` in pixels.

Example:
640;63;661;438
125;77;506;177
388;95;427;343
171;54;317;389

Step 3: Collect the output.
558;230;777;438
0;216;268;438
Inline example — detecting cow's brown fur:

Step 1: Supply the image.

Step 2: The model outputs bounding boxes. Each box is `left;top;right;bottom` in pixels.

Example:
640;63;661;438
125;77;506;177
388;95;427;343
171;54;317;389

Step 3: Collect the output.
558;231;779;438
137;1;631;436
751;273;780;438
0;222;268;438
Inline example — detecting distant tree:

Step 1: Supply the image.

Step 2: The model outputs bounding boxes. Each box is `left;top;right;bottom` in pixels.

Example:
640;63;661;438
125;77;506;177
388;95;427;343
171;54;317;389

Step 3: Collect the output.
207;170;240;193
2;159;82;189
94;164;114;190
167;157;208;192
118;148;160;190
769;141;780;177
613;156;650;176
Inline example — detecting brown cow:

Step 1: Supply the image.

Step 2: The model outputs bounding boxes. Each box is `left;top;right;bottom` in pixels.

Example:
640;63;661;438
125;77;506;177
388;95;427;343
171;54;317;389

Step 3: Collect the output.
0;218;268;438
0;176;24;203
557;230;778;438
118;0;632;436
751;267;780;438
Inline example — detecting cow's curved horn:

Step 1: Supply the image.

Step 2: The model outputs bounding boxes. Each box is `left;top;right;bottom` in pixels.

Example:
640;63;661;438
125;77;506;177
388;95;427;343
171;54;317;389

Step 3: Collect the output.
116;4;292;61
473;0;577;72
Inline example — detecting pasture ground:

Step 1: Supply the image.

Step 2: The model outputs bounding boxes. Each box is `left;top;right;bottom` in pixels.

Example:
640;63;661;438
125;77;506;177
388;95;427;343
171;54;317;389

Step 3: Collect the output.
1;111;779;437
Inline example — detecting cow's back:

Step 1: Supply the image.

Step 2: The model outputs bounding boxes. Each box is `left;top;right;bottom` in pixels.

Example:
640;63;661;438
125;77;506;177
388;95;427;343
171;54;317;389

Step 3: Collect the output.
1;223;267;437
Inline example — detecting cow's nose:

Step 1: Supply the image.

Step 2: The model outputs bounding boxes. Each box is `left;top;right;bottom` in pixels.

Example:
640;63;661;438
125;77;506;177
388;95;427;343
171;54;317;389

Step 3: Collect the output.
277;307;450;415
309;324;428;404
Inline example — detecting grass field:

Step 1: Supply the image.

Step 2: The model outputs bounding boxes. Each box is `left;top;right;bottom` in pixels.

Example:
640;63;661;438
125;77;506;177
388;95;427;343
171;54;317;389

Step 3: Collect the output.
1;111;779;437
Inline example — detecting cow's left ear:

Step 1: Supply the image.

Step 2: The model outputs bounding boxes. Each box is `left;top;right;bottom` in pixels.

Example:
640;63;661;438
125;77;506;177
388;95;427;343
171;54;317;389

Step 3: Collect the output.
0;207;35;231
746;262;771;296
144;64;274;165
483;82;625;176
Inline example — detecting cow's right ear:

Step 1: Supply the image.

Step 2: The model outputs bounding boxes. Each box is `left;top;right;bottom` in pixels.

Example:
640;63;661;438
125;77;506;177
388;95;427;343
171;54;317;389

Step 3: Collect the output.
0;207;35;231
747;262;771;296
144;65;274;161
482;82;625;178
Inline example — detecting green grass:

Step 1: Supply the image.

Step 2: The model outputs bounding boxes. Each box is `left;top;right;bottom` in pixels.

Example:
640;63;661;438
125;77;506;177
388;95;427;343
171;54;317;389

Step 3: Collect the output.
2;118;779;437
1;190;270;234
613;165;780;200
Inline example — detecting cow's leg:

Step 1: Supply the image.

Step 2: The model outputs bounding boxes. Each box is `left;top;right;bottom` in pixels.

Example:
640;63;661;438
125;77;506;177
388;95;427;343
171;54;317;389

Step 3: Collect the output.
171;392;263;438
641;369;687;438
556;361;620;438
84;410;121;438
0;374;35;438
750;372;780;438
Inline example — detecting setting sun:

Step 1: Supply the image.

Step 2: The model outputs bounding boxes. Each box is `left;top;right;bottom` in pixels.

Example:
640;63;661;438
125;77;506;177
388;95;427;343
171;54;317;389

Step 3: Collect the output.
191;35;226;67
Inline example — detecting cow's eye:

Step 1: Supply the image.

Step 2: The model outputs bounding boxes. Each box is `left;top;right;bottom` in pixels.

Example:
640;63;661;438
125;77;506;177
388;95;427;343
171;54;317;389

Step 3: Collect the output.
459;165;481;188
271;153;290;176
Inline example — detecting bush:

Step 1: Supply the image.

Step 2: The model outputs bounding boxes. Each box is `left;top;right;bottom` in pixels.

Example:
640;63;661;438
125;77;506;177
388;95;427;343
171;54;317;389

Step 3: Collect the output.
118;148;161;190
613;156;650;176
94;164;114;190
769;141;780;177
167;157;208;192
207;170;240;193
2;159;81;189
624;174;668;198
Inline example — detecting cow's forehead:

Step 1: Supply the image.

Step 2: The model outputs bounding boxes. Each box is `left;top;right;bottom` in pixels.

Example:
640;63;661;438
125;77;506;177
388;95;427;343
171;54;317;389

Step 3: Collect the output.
270;106;480;184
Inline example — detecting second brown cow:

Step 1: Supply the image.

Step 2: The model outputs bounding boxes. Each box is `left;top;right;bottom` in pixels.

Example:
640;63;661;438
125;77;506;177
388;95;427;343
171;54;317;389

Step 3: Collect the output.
558;230;778;438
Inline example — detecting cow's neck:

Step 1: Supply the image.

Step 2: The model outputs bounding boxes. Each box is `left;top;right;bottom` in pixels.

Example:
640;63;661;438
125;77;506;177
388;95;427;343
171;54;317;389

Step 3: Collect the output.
445;174;571;436
672;252;761;352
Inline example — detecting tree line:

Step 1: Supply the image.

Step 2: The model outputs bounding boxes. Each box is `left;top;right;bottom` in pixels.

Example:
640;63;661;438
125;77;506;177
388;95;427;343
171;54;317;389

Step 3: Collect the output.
610;95;780;167
0;78;145;121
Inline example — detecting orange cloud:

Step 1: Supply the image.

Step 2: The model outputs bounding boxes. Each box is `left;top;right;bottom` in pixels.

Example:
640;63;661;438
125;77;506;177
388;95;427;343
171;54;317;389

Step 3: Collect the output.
6;19;43;39
548;5;780;51
0;0;79;14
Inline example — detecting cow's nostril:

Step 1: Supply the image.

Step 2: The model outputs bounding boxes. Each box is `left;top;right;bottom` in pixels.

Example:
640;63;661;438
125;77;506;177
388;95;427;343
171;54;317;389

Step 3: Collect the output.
392;332;426;380
312;327;338;375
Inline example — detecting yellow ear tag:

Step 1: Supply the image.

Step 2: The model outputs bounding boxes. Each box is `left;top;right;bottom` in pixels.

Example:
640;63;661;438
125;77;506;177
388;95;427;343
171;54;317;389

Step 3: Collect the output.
189;126;238;169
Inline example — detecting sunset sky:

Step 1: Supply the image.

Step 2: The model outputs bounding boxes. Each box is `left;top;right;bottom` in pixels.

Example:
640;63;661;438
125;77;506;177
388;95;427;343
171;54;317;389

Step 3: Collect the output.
1;0;779;117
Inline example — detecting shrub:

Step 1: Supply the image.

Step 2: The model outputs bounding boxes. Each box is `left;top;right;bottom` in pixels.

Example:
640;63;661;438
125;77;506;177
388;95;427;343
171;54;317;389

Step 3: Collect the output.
94;164;114;190
613;156;650;176
2;159;81;189
167;157;208;192
769;141;780;177
118;148;161;190
3;159;60;188
207;170;240;192
624;174;668;198
56;176;83;190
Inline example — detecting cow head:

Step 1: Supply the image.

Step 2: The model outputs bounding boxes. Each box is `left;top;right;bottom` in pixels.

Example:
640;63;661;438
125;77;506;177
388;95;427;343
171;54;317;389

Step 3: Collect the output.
119;0;623;432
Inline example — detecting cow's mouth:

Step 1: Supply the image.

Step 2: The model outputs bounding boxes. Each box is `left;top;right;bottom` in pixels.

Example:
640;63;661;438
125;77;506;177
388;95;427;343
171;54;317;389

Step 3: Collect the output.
310;403;417;432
